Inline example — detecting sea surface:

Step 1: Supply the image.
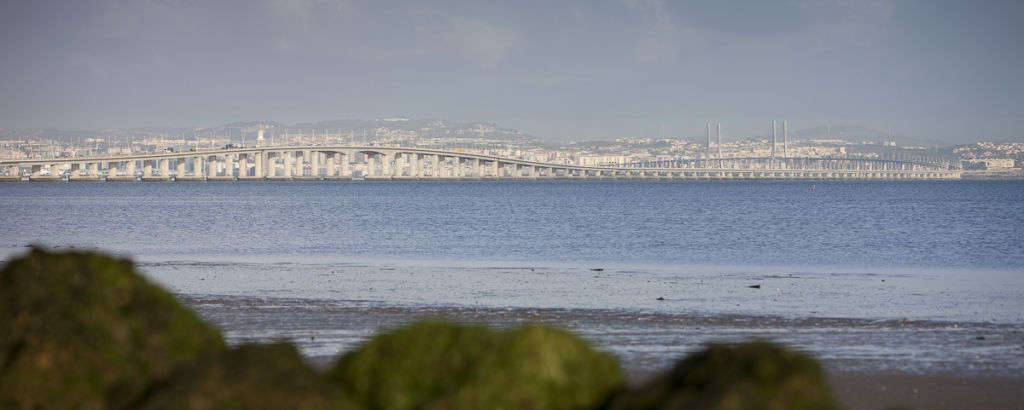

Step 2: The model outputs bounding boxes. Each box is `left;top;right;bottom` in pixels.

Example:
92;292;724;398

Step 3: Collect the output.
1;181;1022;376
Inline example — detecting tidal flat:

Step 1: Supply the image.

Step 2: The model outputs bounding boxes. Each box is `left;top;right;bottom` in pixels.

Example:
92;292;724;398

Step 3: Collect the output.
137;260;1024;409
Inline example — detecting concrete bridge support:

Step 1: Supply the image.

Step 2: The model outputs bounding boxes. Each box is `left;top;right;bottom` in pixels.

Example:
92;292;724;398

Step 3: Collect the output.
383;153;394;177
237;154;248;177
363;153;374;177
193;157;203;178
341;152;351;177
265;153;276;177
206;156;217;178
325;153;336;177
223;155;234;177
310;151;319;177
250;153;259;177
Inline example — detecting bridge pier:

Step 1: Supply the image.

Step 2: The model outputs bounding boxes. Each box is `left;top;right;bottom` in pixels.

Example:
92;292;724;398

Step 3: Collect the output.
364;153;374;178
255;152;264;178
175;159;186;179
310;151;320;178
224;154;235;178
341;152;351;178
121;160;133;179
282;152;293;178
237;154;248;178
325;153;336;178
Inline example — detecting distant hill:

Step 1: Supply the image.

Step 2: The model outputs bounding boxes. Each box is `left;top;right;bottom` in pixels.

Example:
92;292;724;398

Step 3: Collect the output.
1;118;539;145
288;118;539;143
790;125;949;147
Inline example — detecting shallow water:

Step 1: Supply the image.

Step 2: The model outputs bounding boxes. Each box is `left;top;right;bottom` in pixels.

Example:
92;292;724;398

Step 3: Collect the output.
138;260;1023;377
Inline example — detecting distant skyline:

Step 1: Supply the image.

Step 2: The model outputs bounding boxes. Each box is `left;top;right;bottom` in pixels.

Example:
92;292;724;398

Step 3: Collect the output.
1;0;1022;143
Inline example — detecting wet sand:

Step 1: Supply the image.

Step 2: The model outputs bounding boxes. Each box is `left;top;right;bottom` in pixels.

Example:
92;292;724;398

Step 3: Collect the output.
830;373;1023;410
178;294;1024;409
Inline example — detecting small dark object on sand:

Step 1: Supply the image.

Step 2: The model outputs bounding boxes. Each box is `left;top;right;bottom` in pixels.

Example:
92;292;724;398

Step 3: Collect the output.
592;268;604;271
976;336;986;340
749;284;761;289
657;297;665;301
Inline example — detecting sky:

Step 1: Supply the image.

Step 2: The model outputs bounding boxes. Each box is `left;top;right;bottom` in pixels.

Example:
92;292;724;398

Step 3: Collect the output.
1;0;1022;143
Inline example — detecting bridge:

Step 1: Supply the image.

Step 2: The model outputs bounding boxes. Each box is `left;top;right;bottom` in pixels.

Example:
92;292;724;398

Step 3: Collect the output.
0;145;961;182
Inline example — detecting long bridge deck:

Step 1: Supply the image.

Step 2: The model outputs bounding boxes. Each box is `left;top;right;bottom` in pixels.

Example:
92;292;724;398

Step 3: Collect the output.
0;145;961;181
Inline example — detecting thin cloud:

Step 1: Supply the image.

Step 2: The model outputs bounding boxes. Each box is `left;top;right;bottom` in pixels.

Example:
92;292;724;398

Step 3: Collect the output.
448;18;520;67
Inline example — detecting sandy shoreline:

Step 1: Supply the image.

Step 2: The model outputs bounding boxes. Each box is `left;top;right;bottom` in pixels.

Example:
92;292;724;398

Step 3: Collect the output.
830;373;1023;410
178;294;1023;409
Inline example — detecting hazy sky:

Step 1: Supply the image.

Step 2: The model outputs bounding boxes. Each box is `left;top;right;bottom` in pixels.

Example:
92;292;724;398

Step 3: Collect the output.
1;0;1022;143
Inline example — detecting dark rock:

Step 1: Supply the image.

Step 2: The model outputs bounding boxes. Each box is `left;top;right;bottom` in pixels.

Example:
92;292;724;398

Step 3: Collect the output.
749;284;761;289
327;320;623;410
604;341;841;410
0;249;225;410
592;268;605;272
657;297;665;301
142;343;353;410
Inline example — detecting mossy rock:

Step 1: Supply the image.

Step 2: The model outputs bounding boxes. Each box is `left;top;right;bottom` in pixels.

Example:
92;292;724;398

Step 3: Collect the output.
142;343;356;410
327;320;623;410
605;341;841;410
0;249;225;410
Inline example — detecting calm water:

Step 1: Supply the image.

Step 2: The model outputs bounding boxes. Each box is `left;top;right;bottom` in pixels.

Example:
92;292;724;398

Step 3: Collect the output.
2;181;1023;376
1;180;1022;269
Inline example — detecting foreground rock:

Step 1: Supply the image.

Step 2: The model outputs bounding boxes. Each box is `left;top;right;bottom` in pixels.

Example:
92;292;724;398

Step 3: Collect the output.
327;320;624;410
0;249;849;410
605;341;841;410
143;343;354;410
0;249;225;409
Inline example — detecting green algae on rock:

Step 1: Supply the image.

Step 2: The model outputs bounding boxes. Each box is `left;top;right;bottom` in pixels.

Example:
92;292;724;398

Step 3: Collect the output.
327;320;623;410
605;341;841;410
142;343;356;410
0;249;225;410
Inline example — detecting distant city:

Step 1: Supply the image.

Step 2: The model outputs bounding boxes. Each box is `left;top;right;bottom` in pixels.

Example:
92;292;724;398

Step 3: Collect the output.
1;118;1021;179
